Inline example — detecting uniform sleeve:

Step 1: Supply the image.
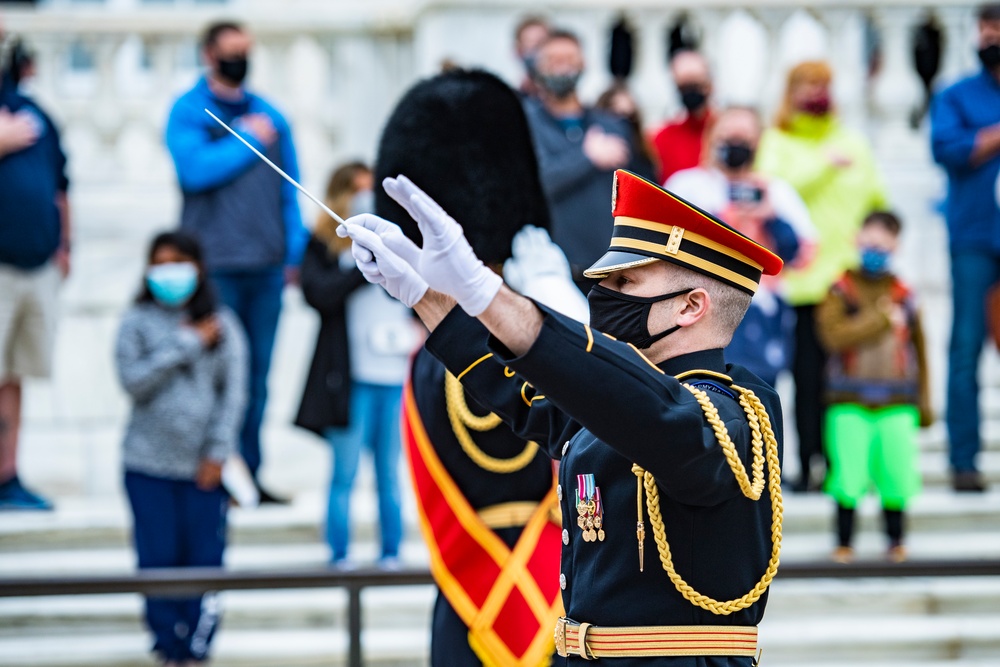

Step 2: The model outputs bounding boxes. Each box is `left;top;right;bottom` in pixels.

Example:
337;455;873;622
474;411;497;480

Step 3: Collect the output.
814;283;891;352
114;311;203;403
203;311;249;462
165;96;263;193
931;85;978;171
424;306;580;459
486;305;752;506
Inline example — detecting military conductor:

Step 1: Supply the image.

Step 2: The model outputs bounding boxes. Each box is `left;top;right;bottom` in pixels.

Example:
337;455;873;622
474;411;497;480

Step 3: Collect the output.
340;169;784;665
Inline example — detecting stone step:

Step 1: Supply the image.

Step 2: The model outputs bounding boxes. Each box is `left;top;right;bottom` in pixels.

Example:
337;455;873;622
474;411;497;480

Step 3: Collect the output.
0;524;997;582
2;576;997;637
4;487;1000;556
1;613;998;667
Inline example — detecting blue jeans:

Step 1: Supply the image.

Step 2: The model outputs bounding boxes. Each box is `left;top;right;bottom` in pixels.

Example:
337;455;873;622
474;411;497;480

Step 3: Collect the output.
946;250;1000;472
124;471;228;662
324;382;403;561
211;267;284;478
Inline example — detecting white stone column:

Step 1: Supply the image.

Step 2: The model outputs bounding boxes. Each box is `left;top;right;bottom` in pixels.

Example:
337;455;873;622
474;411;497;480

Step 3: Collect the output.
870;6;925;160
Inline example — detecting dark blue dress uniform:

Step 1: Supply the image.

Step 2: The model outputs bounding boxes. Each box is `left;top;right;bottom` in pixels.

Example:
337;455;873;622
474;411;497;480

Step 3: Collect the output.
410;345;559;666
418;167;787;665
425;304;783;666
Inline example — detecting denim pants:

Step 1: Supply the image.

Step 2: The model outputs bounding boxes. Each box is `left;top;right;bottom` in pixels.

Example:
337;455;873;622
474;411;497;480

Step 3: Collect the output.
946;250;1000;472
124;471;228;662
324;381;403;561
211;267;284;478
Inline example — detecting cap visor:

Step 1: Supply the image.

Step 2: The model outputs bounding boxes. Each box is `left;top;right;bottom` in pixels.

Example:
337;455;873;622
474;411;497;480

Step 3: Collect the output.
583;250;660;279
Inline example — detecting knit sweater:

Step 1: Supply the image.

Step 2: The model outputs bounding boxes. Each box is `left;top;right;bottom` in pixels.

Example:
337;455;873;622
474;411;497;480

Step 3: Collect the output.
115;302;247;480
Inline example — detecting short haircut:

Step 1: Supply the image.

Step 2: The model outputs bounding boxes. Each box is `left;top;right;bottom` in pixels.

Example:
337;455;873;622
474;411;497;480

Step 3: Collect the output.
978;4;1000;21
515;15;549;43
202;21;244;50
661;263;752;346
540;29;581;51
862;210;903;236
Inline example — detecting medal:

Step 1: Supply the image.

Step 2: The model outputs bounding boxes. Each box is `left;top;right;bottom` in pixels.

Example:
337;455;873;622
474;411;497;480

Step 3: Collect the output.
576;474;604;544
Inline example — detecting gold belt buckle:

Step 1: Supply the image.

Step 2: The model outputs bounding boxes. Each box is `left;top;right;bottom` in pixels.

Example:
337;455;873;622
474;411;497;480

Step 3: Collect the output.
554;617;568;657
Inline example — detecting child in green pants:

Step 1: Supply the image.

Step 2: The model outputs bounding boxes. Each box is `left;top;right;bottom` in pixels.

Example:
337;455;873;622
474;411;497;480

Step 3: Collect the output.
816;211;931;563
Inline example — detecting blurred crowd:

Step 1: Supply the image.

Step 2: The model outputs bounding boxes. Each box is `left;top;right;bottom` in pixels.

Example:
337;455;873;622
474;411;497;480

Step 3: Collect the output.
3;4;1000;664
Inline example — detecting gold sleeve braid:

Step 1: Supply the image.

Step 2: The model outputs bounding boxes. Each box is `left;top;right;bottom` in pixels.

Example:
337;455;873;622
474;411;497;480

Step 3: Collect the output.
632;383;783;616
444;371;540;474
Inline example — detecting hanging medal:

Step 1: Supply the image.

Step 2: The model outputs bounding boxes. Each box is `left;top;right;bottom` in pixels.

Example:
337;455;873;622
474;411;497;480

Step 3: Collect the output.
576;474;603;543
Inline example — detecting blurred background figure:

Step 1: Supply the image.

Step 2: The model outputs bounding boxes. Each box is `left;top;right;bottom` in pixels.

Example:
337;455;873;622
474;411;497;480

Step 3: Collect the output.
930;3;1000;493
650;49;714;184
816;212;929;564
165;21;308;504
666;106;815;387
295;162;416;569
523;29;651;293
0;29;69;511
513;14;549;98
757;60;889;493
115;231;246;667
595;81;659;183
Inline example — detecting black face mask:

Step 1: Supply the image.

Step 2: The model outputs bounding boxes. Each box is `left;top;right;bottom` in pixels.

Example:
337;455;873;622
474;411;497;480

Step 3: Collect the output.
717;141;754;170
216;55;249;85
678;86;707;113
588;285;694;349
979;44;1000;70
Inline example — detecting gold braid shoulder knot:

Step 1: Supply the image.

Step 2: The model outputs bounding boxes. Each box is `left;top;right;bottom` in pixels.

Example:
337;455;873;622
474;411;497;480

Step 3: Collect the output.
444;372;539;474
632;382;783;616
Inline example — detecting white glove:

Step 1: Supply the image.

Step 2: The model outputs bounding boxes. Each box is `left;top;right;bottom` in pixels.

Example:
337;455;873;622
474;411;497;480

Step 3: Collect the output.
337;220;429;308
382;175;503;316
504;225;590;323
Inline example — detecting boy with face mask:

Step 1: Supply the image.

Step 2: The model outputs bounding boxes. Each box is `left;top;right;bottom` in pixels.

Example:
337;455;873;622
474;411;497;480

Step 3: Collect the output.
815;212;930;564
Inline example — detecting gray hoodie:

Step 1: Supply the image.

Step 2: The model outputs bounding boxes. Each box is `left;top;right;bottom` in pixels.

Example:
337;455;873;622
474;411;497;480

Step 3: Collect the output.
115;302;247;481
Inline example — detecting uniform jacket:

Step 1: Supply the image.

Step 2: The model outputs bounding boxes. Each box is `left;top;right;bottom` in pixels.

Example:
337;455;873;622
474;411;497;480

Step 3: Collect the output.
815;269;931;425
426;305;784;667
294;236;366;434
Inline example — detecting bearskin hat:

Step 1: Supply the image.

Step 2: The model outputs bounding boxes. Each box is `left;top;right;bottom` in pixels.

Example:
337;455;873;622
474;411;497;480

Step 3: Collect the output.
374;68;550;266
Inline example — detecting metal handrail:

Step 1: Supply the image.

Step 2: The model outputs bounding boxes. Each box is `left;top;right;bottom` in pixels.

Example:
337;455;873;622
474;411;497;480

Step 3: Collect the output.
1;560;999;666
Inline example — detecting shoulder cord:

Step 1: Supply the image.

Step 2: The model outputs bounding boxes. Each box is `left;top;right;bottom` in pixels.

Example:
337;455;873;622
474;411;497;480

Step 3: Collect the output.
444;371;539;474
631;383;783;615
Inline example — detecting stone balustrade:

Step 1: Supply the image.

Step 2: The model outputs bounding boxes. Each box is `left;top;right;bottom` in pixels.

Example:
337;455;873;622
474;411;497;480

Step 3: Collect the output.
0;1;983;193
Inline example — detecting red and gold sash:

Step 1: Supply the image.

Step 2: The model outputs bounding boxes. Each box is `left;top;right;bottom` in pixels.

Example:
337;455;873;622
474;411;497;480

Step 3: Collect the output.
402;383;563;666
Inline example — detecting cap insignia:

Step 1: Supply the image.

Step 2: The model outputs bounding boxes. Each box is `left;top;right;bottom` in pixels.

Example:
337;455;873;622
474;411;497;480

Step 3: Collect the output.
665;226;685;255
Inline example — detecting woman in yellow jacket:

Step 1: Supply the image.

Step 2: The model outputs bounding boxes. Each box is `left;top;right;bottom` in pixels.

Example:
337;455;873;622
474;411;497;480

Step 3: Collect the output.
756;61;890;492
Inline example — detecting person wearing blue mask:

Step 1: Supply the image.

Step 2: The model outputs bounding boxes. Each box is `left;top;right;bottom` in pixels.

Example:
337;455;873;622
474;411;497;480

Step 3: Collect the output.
114;231;247;667
815;212;930;564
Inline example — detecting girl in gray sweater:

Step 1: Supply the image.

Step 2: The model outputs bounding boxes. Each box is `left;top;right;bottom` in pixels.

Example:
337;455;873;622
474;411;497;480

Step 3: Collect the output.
115;231;246;666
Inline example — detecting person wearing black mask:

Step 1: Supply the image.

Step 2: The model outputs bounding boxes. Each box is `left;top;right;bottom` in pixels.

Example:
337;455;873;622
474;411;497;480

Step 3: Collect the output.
930;3;1000;492
165;21;309;504
522;30;647;292
650;50;715;183
666;107;817;389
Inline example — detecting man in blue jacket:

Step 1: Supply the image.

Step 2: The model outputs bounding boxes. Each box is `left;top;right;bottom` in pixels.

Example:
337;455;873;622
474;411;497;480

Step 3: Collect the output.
166;21;307;502
930;3;1000;493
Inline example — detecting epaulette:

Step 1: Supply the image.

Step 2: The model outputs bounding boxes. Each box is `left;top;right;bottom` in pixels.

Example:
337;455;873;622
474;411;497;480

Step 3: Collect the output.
674;369;737;400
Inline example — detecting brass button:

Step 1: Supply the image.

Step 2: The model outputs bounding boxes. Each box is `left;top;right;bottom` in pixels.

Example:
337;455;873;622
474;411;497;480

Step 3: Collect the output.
562;529;569;545
559;573;567;590
557;484;562;501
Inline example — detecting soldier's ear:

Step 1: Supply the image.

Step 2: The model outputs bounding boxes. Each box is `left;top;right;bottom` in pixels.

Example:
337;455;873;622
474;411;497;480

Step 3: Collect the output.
675;288;711;327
